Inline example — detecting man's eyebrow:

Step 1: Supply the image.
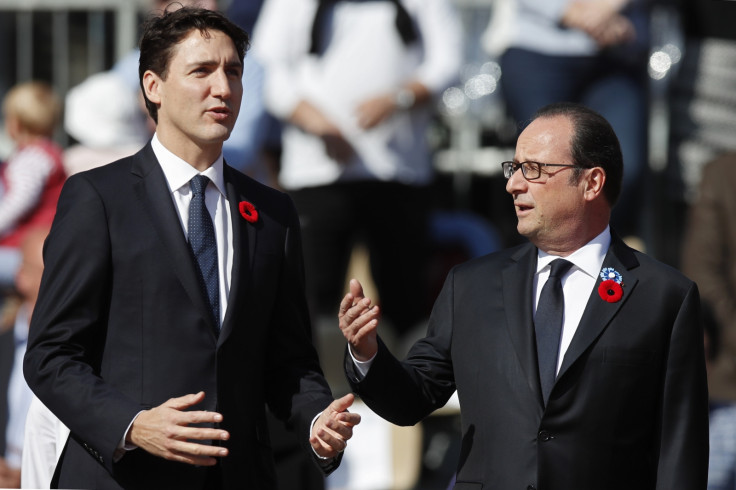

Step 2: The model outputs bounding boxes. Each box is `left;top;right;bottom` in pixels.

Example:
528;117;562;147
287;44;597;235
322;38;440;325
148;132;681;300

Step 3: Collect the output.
187;59;243;69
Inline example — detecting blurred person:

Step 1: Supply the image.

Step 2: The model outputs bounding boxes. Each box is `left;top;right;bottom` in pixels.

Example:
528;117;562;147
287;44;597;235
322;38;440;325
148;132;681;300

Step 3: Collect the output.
484;0;651;242
0;82;64;289
64;71;150;176
23;7;358;490
0;227;49;488
252;0;463;346
658;0;736;266
681;152;736;406
20;395;69;489
338;102;708;489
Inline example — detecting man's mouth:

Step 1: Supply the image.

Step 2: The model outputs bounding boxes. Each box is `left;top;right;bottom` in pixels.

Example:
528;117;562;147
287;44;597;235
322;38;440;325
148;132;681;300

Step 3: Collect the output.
208;107;231;120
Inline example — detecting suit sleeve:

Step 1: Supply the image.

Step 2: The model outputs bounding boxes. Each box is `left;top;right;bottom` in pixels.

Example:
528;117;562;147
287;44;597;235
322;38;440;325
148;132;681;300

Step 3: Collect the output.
655;281;709;489
345;267;457;426
261;193;339;473
23;175;142;473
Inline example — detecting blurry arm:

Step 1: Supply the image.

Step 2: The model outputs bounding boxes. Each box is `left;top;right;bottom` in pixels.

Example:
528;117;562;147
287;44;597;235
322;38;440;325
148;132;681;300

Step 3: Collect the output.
251;0;313;121
355;0;462;129
560;0;635;47
0;149;54;237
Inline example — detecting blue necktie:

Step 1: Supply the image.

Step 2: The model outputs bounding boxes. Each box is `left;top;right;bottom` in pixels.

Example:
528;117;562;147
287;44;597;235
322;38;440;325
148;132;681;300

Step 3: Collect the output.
189;175;220;329
535;259;573;404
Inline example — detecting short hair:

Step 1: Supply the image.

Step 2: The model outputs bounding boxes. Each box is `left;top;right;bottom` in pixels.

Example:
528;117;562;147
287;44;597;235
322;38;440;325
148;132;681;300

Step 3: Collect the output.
138;5;250;123
531;102;624;206
2;81;61;137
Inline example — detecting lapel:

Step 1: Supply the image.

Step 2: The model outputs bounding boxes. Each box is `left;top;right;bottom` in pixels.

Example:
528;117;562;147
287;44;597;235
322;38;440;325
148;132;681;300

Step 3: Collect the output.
131;144;218;339
502;242;544;406
217;165;256;347
556;234;640;380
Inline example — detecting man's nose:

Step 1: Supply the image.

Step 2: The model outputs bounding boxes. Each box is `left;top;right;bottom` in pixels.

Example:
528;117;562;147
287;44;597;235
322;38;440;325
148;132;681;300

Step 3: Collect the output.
505;166;526;194
211;70;231;98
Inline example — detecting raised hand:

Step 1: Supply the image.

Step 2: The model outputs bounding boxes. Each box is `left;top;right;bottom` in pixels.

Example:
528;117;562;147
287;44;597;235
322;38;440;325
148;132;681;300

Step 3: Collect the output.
310;393;361;458
338;279;381;361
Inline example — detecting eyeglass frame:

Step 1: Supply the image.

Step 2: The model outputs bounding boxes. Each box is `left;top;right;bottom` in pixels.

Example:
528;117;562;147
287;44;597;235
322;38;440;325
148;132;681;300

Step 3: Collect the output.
501;161;579;181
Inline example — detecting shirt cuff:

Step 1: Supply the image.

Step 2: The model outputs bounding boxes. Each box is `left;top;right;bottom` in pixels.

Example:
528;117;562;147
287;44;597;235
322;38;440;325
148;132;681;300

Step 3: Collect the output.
309;412;333;460
349;346;376;380
114;411;143;462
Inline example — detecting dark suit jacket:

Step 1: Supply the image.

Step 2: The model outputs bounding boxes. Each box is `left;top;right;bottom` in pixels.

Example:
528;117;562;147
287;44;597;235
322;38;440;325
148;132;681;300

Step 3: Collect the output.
24;144;336;490
347;236;709;490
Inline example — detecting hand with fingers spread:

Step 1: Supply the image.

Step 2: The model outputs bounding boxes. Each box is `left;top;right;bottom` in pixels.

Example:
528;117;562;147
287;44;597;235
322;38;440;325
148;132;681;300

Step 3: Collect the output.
338;279;381;361
127;391;229;466
310;394;361;458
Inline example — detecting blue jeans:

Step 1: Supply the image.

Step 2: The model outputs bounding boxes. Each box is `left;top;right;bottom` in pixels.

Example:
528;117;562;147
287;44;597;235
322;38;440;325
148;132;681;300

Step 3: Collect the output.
500;47;649;237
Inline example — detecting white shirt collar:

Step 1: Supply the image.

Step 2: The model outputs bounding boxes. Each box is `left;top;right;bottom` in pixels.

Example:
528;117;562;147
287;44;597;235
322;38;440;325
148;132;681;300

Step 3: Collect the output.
151;133;226;197
536;226;611;280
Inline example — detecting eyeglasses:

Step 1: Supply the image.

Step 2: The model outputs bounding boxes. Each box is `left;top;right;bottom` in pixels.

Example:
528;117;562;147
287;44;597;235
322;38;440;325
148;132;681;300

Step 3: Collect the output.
501;161;578;181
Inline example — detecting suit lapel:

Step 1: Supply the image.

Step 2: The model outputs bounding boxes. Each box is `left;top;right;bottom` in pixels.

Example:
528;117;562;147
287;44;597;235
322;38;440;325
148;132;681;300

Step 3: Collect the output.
217;166;255;347
131;145;218;338
557;236;640;380
502;243;545;406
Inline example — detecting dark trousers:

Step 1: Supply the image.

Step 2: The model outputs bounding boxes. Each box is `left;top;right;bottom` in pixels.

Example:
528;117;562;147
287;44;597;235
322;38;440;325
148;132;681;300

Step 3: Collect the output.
290;181;431;337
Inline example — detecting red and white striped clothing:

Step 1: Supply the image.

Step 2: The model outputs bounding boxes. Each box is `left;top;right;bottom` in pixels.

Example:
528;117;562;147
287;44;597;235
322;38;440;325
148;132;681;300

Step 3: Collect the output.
0;139;66;247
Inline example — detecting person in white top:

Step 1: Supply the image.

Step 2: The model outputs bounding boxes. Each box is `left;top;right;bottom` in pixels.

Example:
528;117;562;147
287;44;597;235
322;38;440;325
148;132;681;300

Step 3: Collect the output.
252;0;463;342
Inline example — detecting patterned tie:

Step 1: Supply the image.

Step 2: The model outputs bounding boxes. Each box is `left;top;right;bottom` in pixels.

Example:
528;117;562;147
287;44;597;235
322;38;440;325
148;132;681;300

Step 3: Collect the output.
535;259;573;404
189;175;220;329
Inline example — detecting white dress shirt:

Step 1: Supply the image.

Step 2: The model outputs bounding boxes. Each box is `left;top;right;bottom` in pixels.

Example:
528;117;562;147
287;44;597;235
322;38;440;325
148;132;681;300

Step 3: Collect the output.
534;226;611;374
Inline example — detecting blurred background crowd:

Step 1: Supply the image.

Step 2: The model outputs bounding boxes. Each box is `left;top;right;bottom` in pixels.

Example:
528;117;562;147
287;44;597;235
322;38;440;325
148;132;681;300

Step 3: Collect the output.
0;0;735;488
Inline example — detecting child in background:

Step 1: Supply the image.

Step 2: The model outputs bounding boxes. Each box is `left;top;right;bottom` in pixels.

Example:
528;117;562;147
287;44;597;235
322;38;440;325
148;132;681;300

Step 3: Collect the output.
0;81;65;288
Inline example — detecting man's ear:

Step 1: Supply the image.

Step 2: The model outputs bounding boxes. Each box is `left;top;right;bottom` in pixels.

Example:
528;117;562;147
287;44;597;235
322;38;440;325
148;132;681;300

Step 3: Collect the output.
583;167;606;202
142;70;162;105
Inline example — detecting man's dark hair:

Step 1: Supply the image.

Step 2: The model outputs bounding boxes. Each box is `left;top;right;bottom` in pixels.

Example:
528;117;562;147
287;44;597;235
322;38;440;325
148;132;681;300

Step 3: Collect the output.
531;102;624;206
138;5;250;123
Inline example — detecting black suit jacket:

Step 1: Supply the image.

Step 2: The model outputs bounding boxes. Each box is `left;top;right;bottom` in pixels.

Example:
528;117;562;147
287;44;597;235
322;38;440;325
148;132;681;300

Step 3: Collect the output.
347;236;709;490
24;144;336;489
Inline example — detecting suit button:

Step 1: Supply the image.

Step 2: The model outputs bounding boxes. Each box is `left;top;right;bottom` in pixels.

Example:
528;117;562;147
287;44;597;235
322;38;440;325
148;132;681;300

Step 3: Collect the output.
527;485;536;490
538;430;552;442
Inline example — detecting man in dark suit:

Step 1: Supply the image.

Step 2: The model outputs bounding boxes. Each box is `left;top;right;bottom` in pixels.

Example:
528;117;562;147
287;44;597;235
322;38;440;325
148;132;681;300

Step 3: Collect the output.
23;7;358;490
339;102;709;489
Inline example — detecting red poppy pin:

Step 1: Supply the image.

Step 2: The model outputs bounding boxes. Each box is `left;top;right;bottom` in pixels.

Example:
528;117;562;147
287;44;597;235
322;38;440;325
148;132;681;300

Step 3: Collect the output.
598;267;624;303
239;200;258;223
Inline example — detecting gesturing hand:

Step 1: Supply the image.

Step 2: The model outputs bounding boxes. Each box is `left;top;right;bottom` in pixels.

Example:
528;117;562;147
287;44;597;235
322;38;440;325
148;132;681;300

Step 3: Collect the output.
127;391;229;466
338;279;381;361
310;394;361;458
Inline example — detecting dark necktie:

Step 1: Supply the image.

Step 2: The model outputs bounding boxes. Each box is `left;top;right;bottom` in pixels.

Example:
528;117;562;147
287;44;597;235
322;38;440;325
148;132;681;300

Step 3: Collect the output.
189;175;220;329
535;259;573;404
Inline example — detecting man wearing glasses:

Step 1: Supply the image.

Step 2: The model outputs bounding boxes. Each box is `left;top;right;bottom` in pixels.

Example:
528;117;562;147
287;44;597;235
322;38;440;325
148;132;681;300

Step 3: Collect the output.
338;102;709;489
